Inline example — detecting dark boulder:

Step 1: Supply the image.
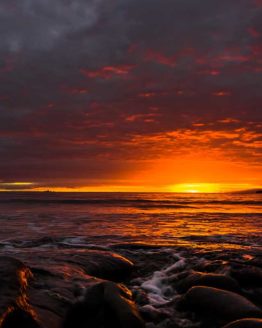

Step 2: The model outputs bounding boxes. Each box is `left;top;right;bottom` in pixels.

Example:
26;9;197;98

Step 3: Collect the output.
181;286;262;321
37;250;134;282
13;249;134;283
223;318;262;328
104;281;144;328
79;251;134;281
62;281;145;328
175;271;239;293
0;250;135;328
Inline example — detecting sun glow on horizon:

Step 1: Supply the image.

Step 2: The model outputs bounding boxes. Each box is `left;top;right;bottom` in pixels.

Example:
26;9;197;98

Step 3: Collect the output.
0;181;261;193
168;183;257;193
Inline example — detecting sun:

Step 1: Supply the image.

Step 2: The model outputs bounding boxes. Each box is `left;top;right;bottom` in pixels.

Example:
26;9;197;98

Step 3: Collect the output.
186;189;200;193
169;183;222;193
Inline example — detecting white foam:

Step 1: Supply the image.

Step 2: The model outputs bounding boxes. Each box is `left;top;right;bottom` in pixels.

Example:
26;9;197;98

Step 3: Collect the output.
164;258;186;274
141;270;172;306
139;253;188;308
60;237;110;250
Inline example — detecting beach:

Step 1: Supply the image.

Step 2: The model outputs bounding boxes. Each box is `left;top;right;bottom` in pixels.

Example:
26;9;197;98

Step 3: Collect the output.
0;192;261;328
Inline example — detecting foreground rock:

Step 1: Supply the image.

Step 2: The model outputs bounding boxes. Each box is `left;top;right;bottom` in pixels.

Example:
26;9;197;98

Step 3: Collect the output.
17;249;134;282
223;318;262;328
1;308;41;328
0;250;136;328
181;286;262;322
63;281;145;328
175;271;239;293
65;250;134;282
0;256;41;328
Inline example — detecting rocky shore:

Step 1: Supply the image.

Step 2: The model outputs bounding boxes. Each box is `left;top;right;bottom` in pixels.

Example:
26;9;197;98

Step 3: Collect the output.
0;246;261;328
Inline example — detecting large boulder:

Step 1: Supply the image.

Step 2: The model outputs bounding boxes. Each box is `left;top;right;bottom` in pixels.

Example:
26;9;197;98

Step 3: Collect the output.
223;318;262;328
0;256;87;328
70;251;134;281
175;271;239;293
0;250;135;328
62;281;145;328
104;281;144;328
182;286;262;321
22;249;134;282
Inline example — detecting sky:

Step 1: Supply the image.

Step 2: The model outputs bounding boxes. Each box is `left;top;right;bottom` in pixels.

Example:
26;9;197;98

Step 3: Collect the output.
0;0;262;192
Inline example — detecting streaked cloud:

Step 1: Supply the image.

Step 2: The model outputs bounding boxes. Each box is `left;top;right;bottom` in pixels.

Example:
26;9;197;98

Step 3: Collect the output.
0;0;261;189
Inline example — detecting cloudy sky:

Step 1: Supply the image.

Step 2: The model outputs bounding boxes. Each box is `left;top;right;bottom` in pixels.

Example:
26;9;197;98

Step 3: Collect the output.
0;0;262;191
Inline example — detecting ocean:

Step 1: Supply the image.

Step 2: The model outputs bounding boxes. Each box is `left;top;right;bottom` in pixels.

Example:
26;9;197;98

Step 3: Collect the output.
0;192;261;327
0;192;261;250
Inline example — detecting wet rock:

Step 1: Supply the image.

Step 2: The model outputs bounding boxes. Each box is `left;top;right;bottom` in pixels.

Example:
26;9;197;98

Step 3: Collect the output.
139;304;171;323
231;266;262;288
196;260;228;273
223;318;262;328
28;285;71;328
0;256;41;327
120;248;176;278
12;249;134;282
104;281;145;328
62;282;105;328
175;271;239;293
249;258;262;268
241;287;262;309
133;288;149;306
26;249;134;282
0;256;29;309
181;286;262;321
253;289;262;306
76;251;134;281
1;308;41;328
27;266;94;328
62;281;145;328
0;256;85;328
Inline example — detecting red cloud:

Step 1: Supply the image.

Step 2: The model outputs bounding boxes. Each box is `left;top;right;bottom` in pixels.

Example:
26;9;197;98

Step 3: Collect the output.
212;91;231;97
81;65;135;79
144;50;176;67
198;69;221;76
138;92;156;98
125;113;159;123
248;27;261;38
254;0;262;6
60;85;89;95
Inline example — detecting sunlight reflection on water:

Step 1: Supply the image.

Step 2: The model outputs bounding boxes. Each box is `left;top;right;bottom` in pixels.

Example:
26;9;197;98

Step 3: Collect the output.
0;192;261;251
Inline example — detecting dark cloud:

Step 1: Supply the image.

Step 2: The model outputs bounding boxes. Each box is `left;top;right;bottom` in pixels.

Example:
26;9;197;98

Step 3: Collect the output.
0;0;261;187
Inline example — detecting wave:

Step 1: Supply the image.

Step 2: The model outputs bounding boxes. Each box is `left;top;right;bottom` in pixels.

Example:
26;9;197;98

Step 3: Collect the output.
0;198;261;206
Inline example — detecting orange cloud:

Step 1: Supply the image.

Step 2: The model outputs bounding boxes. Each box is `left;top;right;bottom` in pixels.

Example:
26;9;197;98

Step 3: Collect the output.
125;113;159;123
218;118;240;124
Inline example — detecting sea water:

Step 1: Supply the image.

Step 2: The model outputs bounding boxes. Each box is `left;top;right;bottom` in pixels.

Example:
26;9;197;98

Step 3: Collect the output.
0;192;261;250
